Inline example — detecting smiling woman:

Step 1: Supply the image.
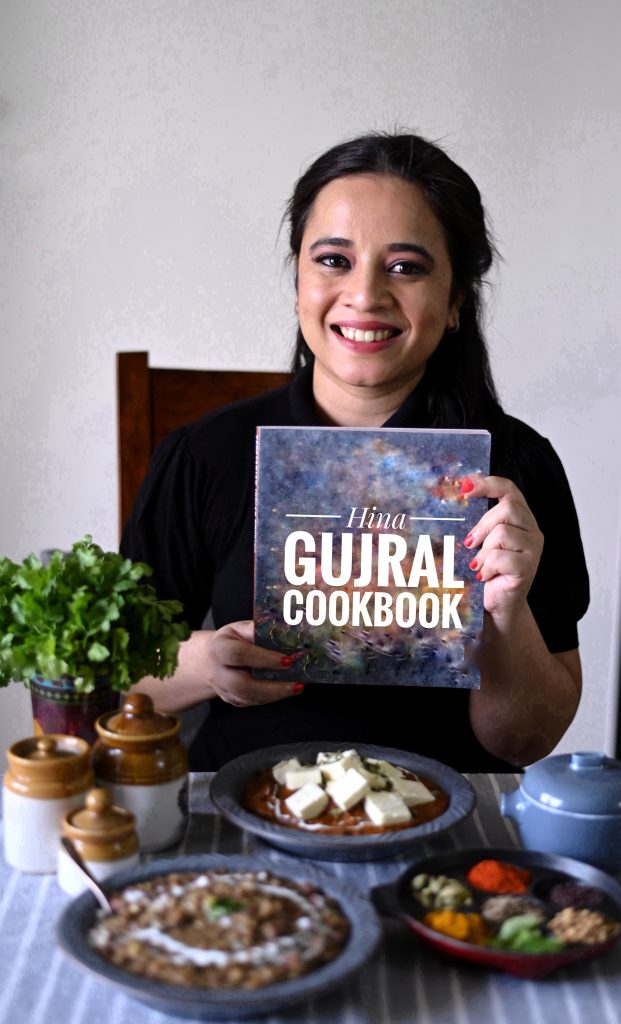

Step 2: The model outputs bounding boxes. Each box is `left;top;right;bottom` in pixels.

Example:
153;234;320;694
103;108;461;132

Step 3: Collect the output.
120;132;589;773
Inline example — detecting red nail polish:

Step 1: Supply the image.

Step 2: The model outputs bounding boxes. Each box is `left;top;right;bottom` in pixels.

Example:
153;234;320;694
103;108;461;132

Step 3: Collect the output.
460;478;475;495
476;571;483;581
280;654;294;667
463;534;474;548
469;558;478;570
292;682;305;694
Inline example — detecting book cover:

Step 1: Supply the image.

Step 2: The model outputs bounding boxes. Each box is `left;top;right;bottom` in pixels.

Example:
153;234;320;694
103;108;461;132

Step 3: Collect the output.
253;426;490;688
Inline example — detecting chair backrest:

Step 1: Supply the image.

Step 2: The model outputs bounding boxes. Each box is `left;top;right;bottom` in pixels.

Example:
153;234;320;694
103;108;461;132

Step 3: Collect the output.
117;351;292;535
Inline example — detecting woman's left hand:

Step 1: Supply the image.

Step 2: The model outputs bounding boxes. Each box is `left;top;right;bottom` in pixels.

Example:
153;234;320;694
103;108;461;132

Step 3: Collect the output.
462;475;543;620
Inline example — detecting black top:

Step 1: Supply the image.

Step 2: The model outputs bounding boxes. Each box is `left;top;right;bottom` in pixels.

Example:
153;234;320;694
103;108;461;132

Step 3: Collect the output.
121;363;589;771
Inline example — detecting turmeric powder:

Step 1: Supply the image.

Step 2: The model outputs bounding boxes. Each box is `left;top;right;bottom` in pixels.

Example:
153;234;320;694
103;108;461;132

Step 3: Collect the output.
423;909;489;945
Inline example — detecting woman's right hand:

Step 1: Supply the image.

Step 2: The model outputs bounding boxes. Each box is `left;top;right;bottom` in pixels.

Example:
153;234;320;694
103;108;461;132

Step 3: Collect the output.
202;620;303;707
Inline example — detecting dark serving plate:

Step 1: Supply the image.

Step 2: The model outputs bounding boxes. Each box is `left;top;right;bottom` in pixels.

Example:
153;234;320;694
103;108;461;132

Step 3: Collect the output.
57;853;382;1020
372;846;621;978
209;741;475;862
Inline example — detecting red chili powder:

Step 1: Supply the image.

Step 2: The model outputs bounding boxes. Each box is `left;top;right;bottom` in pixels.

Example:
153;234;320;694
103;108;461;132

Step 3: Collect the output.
466;859;531;894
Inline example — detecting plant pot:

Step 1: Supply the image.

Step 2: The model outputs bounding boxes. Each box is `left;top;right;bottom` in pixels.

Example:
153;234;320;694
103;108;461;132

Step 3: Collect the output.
30;676;119;745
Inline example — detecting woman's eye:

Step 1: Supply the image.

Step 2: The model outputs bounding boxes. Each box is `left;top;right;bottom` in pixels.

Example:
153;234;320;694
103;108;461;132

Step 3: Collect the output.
388;260;427;276
313;253;351;269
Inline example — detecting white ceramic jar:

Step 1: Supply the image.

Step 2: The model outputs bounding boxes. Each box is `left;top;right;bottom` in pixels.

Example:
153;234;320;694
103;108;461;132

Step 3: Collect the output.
91;693;188;853
58;787;139;896
3;735;94;873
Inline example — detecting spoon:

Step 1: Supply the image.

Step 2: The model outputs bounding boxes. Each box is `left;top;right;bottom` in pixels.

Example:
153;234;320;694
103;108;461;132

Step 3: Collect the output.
60;835;114;913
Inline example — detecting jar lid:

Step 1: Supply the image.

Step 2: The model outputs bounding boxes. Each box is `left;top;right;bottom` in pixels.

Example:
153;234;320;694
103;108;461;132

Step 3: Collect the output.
521;751;621;815
63;787;137;843
5;735;94;798
96;693;179;742
9;734;90;763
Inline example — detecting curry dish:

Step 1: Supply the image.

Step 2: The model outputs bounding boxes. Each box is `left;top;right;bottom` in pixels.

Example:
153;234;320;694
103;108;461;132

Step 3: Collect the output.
243;748;449;835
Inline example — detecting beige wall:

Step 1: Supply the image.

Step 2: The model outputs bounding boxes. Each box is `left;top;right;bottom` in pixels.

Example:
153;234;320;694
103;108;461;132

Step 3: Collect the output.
1;0;620;759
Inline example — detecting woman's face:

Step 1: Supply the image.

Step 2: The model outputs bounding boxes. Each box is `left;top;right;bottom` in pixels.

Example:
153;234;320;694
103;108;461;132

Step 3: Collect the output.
296;173;460;415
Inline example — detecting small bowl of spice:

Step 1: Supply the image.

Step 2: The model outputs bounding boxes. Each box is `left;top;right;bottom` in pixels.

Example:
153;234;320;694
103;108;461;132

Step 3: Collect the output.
371;847;621;978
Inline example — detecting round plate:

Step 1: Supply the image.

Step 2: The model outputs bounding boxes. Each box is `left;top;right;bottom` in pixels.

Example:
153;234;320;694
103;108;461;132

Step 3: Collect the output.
57;853;382;1020
209;741;475;862
373;846;621;978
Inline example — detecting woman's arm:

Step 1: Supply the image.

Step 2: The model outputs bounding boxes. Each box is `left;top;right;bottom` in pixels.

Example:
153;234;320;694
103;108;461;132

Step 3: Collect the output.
130;620;304;712
463;475;582;765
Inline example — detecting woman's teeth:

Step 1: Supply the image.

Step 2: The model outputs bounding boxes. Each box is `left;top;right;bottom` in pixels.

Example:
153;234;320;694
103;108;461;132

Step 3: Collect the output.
338;327;396;342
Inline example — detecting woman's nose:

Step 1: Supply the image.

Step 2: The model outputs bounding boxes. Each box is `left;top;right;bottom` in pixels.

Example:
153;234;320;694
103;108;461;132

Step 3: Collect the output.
345;263;391;310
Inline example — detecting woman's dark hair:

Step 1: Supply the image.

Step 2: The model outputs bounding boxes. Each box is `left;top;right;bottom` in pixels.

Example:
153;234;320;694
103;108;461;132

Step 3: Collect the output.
285;132;502;428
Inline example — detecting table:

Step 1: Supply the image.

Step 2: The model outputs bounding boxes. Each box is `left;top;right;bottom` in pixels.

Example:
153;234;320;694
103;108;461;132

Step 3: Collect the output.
1;772;621;1024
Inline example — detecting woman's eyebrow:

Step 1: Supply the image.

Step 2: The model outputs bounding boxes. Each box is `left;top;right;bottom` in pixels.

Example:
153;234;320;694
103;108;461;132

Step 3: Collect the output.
309;236;353;251
308;237;435;265
386;242;435;264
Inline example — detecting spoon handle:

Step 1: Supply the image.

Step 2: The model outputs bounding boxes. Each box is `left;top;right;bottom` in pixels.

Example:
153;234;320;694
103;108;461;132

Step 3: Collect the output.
60;835;113;913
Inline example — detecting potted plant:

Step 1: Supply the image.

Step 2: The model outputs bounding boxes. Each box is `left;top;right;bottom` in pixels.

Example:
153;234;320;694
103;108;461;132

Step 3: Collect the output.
0;536;190;742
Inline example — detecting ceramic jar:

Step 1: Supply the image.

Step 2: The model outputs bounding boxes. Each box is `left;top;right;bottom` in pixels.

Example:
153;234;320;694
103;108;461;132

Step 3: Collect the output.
501;751;621;872
91;693;188;853
3;735;94;873
58;787;139;896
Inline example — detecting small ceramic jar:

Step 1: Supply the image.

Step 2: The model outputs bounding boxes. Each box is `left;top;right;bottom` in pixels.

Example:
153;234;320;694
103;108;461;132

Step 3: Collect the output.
3;735;94;873
91;693;188;853
501;751;621;871
58;787;139;896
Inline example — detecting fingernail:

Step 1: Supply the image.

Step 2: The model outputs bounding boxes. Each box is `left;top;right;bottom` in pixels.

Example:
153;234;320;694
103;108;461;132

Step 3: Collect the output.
476;571;483;581
469;558;478;570
292;682;305;694
463;533;474;548
460;478;475;494
280;654;295;667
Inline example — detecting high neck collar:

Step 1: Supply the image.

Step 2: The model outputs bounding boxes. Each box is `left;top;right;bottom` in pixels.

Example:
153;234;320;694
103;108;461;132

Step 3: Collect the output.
288;360;431;429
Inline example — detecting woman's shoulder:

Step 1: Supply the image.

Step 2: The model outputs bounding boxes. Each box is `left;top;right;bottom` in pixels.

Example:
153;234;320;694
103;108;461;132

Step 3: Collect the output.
490;410;568;483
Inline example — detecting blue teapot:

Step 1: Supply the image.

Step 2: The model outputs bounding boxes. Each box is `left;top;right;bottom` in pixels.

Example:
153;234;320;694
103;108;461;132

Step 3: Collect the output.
501;751;621;872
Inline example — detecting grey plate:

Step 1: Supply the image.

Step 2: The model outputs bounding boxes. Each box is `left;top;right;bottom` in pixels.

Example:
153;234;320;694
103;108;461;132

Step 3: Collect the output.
56;853;382;1021
210;741;476;862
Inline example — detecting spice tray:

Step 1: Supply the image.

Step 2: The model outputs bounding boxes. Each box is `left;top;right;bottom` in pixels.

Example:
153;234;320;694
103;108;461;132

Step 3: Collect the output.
371;847;621;978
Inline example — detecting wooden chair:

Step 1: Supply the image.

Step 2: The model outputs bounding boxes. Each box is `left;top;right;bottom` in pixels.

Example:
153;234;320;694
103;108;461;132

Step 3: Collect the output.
117;351;292;535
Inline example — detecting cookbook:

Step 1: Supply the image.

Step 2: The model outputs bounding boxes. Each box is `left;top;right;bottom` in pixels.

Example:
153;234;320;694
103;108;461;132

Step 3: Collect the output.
253;425;490;687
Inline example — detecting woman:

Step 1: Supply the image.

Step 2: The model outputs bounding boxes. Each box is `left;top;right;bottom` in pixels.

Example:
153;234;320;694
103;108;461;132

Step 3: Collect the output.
121;132;589;771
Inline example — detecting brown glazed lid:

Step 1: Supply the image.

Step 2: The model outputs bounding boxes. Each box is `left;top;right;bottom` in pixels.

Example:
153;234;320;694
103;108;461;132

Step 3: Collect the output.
63;787;139;862
4;735;94;799
92;693;188;785
98;693;179;740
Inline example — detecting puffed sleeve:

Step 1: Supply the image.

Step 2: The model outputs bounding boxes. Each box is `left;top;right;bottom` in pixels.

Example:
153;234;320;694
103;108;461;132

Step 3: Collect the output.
120;428;213;629
504;431;589;653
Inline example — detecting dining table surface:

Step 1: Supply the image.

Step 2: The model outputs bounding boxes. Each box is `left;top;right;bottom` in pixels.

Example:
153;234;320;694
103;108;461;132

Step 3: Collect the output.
1;769;621;1024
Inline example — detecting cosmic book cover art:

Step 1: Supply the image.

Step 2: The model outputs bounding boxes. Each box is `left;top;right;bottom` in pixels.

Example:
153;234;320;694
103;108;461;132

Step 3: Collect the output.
253;426;490;688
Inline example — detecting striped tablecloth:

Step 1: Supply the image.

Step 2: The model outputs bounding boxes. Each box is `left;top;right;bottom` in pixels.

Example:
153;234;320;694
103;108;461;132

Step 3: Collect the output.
1;772;621;1024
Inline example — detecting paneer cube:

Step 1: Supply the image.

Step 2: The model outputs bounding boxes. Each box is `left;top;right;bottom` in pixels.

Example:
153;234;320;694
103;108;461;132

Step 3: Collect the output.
316;748;361;780
326;767;370;811
364;791;412;826
272;757;302;785
364;757;405;781
284;765;323;790
391;776;436;806
355;763;388;790
284;782;329;820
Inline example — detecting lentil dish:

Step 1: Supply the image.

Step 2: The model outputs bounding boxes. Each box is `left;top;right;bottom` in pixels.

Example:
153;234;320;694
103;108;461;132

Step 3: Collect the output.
88;868;350;989
243;748;448;835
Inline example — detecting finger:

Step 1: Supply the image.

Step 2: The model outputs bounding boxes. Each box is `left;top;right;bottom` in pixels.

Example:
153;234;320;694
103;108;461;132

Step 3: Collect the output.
471;548;534;588
461;474;527;504
218;671;304;707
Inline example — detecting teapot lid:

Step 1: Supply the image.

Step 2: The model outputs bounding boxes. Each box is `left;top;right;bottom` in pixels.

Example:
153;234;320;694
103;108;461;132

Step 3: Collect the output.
96;692;179;741
522;751;621;814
